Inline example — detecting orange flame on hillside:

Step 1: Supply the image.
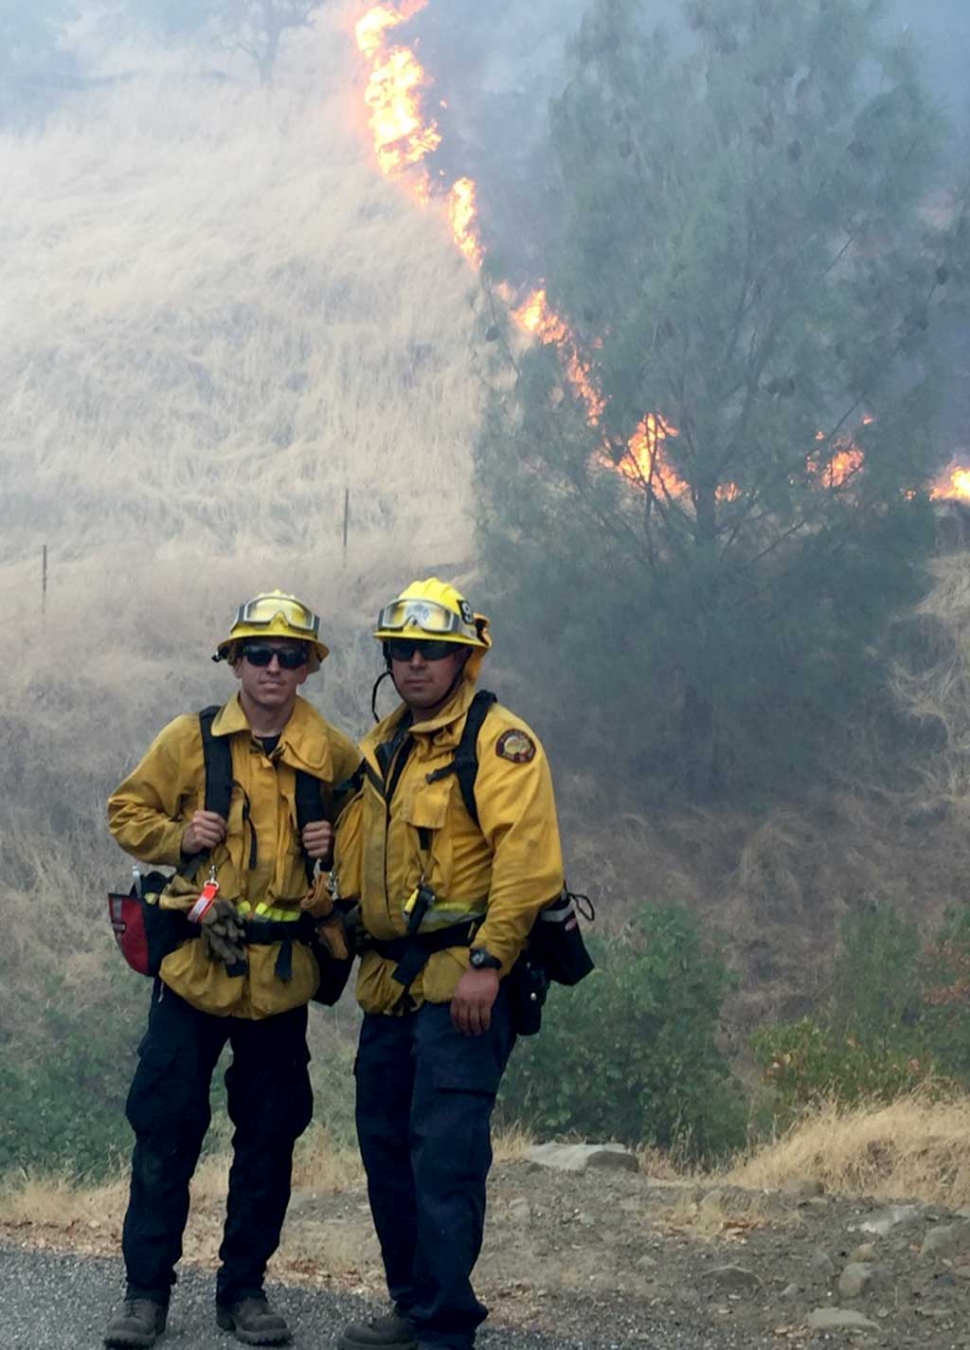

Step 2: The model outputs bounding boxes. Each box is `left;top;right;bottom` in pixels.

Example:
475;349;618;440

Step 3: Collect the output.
810;446;865;489
353;2;710;506
353;6;970;517
447;177;483;269
511;288;607;425
603;415;688;497
355;0;440;183
806;428;865;489
931;462;970;503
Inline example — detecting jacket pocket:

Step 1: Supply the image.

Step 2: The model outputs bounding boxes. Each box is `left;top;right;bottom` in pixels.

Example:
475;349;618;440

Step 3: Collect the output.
399;778;455;896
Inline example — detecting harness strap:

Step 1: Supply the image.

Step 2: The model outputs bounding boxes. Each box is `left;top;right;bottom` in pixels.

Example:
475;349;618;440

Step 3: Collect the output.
294;768;333;883
237;913;317;983
372;919;480;990
424;690;497;826
177;706;235;881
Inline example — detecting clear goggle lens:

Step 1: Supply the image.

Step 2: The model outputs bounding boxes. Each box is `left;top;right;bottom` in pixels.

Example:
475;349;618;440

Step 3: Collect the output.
377;599;471;637
236;595;320;638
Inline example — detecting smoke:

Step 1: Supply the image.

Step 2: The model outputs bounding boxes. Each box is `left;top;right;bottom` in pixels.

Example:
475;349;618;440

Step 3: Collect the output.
889;0;970;118
386;0;969;280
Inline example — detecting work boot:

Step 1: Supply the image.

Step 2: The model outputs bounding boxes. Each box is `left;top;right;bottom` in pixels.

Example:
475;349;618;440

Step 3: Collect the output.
338;1310;417;1350
216;1296;291;1346
103;1298;168;1348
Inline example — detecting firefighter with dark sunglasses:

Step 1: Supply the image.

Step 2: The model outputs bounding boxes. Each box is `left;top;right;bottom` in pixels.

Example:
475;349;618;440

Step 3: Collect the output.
103;592;360;1350
335;579;564;1350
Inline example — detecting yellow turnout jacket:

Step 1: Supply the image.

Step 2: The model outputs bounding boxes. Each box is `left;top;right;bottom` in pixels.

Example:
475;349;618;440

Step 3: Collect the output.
336;658;565;1014
108;693;360;1019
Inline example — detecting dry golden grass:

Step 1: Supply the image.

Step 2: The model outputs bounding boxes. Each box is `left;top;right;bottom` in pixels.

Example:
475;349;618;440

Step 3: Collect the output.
724;1092;970;1206
0;2;483;590
893;554;970;813
0;2;495;1043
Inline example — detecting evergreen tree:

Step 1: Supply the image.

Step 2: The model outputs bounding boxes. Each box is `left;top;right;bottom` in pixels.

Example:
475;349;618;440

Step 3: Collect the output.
477;0;965;799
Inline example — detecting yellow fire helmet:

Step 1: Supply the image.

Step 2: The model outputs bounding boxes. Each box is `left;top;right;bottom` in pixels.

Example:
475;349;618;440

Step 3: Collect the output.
215;590;329;671
374;578;490;649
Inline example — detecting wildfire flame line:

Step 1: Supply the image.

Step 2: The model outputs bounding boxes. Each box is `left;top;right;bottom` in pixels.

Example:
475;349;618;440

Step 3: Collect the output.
354;2;970;509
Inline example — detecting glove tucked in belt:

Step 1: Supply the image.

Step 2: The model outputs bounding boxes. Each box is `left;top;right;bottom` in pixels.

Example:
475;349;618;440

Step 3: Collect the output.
200;897;248;971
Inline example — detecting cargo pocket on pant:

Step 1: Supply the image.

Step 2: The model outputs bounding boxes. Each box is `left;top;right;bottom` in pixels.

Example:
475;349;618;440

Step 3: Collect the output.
431;1061;501;1098
429;1062;498;1181
280;1042;314;1141
125;1039;182;1137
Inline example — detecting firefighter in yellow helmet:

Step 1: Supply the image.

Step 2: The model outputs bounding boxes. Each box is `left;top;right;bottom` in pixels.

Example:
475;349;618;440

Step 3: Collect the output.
104;591;360;1350
337;579;565;1350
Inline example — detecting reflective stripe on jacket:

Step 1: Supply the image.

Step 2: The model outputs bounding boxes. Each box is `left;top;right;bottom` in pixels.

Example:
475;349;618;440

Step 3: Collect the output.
337;676;565;1014
108;693;360;1019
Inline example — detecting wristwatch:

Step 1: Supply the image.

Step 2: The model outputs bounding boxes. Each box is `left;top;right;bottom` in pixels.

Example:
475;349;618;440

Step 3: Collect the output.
469;948;502;971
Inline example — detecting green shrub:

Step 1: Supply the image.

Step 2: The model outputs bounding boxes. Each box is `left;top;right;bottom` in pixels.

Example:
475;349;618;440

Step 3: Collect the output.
0;966;146;1178
920;907;970;1081
498;905;747;1163
751;1016;930;1113
832;905;924;1044
752;904;945;1113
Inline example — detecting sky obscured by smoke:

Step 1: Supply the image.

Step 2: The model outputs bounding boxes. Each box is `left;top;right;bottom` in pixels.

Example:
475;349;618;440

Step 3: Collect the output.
399;0;970;283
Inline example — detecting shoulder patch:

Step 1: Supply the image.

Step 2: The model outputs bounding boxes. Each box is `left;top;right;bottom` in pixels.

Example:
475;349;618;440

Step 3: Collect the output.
495;728;536;764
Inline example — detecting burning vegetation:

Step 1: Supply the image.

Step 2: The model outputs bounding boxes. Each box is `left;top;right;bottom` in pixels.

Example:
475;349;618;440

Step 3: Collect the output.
353;0;969;511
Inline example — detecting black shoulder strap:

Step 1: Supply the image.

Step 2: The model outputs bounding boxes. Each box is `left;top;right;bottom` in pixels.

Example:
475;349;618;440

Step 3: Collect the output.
294;768;334;884
199;706;233;820
426;690;497;828
177;706;234;879
455;690;497;826
295;770;332;829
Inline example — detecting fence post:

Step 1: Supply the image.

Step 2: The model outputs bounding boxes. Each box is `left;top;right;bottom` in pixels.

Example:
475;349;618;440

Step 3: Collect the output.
42;543;48;617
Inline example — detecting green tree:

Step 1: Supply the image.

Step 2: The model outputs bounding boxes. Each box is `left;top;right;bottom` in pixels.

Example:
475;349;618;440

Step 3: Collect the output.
478;0;964;799
127;0;324;82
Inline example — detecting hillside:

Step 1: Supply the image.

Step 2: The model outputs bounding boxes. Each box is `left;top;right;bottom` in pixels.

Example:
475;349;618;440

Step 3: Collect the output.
4;0;970;1167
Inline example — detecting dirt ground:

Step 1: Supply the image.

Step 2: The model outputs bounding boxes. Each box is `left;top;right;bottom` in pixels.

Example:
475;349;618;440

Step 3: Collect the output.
5;1157;970;1347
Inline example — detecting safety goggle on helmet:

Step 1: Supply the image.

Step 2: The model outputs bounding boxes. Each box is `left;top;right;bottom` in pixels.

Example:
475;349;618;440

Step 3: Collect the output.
374;579;488;649
215;590;329;670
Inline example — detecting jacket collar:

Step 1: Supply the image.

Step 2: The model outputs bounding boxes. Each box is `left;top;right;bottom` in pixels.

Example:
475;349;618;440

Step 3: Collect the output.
362;675;479;766
211;693;334;778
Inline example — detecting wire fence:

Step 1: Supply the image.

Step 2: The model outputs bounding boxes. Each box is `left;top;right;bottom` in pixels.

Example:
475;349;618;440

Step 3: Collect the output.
0;486;477;607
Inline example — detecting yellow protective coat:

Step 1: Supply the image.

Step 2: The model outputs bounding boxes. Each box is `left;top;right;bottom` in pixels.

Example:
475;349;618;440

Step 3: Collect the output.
108;693;360;1019
335;655;565;1015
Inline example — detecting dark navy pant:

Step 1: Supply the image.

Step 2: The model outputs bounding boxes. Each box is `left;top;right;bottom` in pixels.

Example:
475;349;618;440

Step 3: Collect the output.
355;988;516;1350
122;982;313;1307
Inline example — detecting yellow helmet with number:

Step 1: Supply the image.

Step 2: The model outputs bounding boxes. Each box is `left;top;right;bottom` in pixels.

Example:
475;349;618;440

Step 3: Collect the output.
215;590;329;670
374;578;489;648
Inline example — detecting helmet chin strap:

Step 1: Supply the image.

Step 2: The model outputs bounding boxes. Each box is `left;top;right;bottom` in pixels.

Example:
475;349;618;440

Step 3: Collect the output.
370;668;394;722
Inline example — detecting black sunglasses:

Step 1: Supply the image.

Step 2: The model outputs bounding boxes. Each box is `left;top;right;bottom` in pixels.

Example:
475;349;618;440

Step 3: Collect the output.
386;638;457;662
240;643;308;669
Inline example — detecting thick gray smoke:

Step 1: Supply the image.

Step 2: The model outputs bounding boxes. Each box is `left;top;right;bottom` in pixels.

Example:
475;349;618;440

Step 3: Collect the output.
405;0;969;279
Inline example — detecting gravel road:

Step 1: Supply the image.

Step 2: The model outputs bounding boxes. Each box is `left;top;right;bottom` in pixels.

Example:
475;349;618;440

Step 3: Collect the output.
0;1244;786;1350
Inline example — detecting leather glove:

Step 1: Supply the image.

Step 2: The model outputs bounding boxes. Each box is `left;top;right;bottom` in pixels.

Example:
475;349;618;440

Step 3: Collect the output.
200;898;248;967
300;870;335;920
313;910;351;963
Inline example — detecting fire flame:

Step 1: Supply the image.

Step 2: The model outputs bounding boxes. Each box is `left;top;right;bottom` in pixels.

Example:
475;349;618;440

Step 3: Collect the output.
447;177;483;269
931;462;970;503
807;444;865;489
355;1;440;183
355;3;932;514
601;415;688;497
511;288;607;426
